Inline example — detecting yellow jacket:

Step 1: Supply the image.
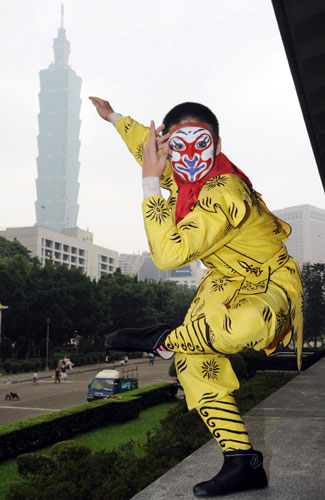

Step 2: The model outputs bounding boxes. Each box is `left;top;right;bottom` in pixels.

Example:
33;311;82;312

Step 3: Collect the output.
115;116;303;369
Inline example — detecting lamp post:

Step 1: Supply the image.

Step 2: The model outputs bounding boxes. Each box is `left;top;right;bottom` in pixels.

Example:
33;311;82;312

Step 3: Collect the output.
0;303;9;359
45;318;51;371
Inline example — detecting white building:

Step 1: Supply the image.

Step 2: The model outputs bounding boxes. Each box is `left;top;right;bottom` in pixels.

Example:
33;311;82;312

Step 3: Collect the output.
273;204;325;267
0;226;118;281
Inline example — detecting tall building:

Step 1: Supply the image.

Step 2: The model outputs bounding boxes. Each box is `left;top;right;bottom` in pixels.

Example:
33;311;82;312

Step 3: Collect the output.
273;204;325;267
35;5;82;233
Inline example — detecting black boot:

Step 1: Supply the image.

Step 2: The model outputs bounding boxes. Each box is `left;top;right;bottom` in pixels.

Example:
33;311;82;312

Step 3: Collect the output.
105;324;171;353
193;449;268;497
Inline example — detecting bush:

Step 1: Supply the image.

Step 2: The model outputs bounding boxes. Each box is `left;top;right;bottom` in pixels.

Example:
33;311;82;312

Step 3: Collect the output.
21;361;35;372
17;452;56;479
227;353;248;380
51;440;91;463
168;359;177;378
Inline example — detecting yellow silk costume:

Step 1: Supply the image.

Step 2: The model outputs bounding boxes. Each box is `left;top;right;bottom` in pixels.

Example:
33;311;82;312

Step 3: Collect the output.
115;116;303;427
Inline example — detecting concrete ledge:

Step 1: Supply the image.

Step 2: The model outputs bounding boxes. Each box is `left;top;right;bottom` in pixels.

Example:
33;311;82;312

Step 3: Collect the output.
131;359;325;499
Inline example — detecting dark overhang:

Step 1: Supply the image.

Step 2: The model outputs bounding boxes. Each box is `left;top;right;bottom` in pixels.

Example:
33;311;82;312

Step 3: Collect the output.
272;0;325;191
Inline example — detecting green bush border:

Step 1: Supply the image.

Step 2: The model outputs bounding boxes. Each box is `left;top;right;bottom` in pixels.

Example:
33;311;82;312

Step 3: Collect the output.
0;383;178;461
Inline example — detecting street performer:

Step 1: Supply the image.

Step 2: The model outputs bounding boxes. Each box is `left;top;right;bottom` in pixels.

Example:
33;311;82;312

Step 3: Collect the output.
90;96;303;498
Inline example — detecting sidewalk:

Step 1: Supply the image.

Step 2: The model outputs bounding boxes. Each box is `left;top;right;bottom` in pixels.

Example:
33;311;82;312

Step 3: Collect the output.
0;358;147;385
131;358;325;500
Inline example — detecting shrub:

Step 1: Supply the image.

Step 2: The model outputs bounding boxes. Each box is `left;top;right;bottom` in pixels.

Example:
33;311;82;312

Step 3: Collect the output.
10;361;22;374
168;359;177;378
21;361;35;372
51;440;91;463
227;353;248;380
17;452;56;479
3;360;12;373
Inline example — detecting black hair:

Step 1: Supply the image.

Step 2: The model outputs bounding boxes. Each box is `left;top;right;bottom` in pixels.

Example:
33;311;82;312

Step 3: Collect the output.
163;102;219;143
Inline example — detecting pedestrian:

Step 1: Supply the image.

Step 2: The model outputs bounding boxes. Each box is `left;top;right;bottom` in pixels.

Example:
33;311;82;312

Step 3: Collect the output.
54;366;61;383
61;362;67;381
33;372;38;384
148;353;155;366
91;97;303;497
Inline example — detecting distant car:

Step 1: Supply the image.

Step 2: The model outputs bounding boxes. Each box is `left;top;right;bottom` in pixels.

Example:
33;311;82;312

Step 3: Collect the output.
87;367;138;402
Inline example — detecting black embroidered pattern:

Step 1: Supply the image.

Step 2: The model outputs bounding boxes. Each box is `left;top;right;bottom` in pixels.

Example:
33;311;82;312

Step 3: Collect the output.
134;142;144;162
179;221;199;231
184;251;201;263
191;298;205;319
241;279;268;292
161;177;174;189
273;219;281;234
246;340;259;348
197;196;221;213
145;198;169;224
198;392;220;404
276;308;288;334
167;196;177;206
238;260;263;277
231;298;247;309
170;233;182;244
201;359;220;380
229;202;239;221
210;278;234;293
176;358;187;374
223;315;233;333
205;176;228;190
124;123;131;133
262;306;273;323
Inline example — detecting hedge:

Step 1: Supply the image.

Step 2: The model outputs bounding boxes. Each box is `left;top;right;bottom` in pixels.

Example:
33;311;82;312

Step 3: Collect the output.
0;382;178;461
260;348;324;371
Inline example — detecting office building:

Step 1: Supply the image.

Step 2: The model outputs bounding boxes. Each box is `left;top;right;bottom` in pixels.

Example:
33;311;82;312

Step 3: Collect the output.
273;204;325;267
0;226;118;281
118;251;204;287
35;6;82;233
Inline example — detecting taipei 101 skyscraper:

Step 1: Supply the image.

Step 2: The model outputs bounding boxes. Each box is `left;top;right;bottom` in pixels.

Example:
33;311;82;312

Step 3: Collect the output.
35;5;82;233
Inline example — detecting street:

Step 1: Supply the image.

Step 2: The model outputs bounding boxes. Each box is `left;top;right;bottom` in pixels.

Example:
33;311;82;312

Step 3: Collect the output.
0;359;173;425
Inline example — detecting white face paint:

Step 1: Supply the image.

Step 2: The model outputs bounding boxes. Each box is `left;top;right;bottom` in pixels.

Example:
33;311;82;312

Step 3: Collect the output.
168;124;215;182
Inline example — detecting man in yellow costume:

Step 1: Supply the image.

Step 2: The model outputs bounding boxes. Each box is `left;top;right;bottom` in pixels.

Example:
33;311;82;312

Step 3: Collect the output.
90;97;303;498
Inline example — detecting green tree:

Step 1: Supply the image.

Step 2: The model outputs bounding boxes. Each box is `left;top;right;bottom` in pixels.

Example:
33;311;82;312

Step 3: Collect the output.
302;263;325;347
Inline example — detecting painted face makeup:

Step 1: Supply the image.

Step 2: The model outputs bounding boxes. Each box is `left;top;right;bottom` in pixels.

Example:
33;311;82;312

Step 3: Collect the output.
168;122;215;182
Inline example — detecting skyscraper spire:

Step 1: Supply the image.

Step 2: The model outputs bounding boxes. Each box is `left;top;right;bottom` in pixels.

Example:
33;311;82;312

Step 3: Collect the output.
61;3;64;29
53;4;70;66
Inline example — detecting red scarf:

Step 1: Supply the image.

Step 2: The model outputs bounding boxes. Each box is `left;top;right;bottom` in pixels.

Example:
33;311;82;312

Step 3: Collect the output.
173;152;252;224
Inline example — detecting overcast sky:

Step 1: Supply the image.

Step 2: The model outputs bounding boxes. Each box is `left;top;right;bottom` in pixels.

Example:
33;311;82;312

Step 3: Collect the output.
1;0;324;254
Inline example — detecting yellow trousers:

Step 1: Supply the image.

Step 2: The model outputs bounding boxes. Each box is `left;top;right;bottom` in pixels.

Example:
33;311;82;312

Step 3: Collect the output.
165;282;290;451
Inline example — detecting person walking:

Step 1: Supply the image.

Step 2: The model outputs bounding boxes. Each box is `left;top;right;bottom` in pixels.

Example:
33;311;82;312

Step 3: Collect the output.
54;366;61;383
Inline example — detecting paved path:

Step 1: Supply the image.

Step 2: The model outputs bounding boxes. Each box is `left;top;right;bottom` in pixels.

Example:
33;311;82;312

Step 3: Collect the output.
0;358;147;385
0;358;173;424
131;359;325;500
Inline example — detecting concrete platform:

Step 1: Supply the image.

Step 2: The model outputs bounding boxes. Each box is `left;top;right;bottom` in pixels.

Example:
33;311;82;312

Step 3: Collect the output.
131;359;325;500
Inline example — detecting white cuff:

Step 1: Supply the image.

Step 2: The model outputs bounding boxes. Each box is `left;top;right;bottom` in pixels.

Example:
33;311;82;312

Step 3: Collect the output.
108;112;123;126
142;177;162;199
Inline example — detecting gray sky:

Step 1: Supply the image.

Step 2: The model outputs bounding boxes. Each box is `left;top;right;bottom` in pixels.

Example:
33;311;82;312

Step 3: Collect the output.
1;0;324;254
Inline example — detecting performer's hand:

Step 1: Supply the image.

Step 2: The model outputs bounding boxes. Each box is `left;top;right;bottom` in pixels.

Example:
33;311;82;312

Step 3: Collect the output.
89;96;114;120
143;121;170;178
